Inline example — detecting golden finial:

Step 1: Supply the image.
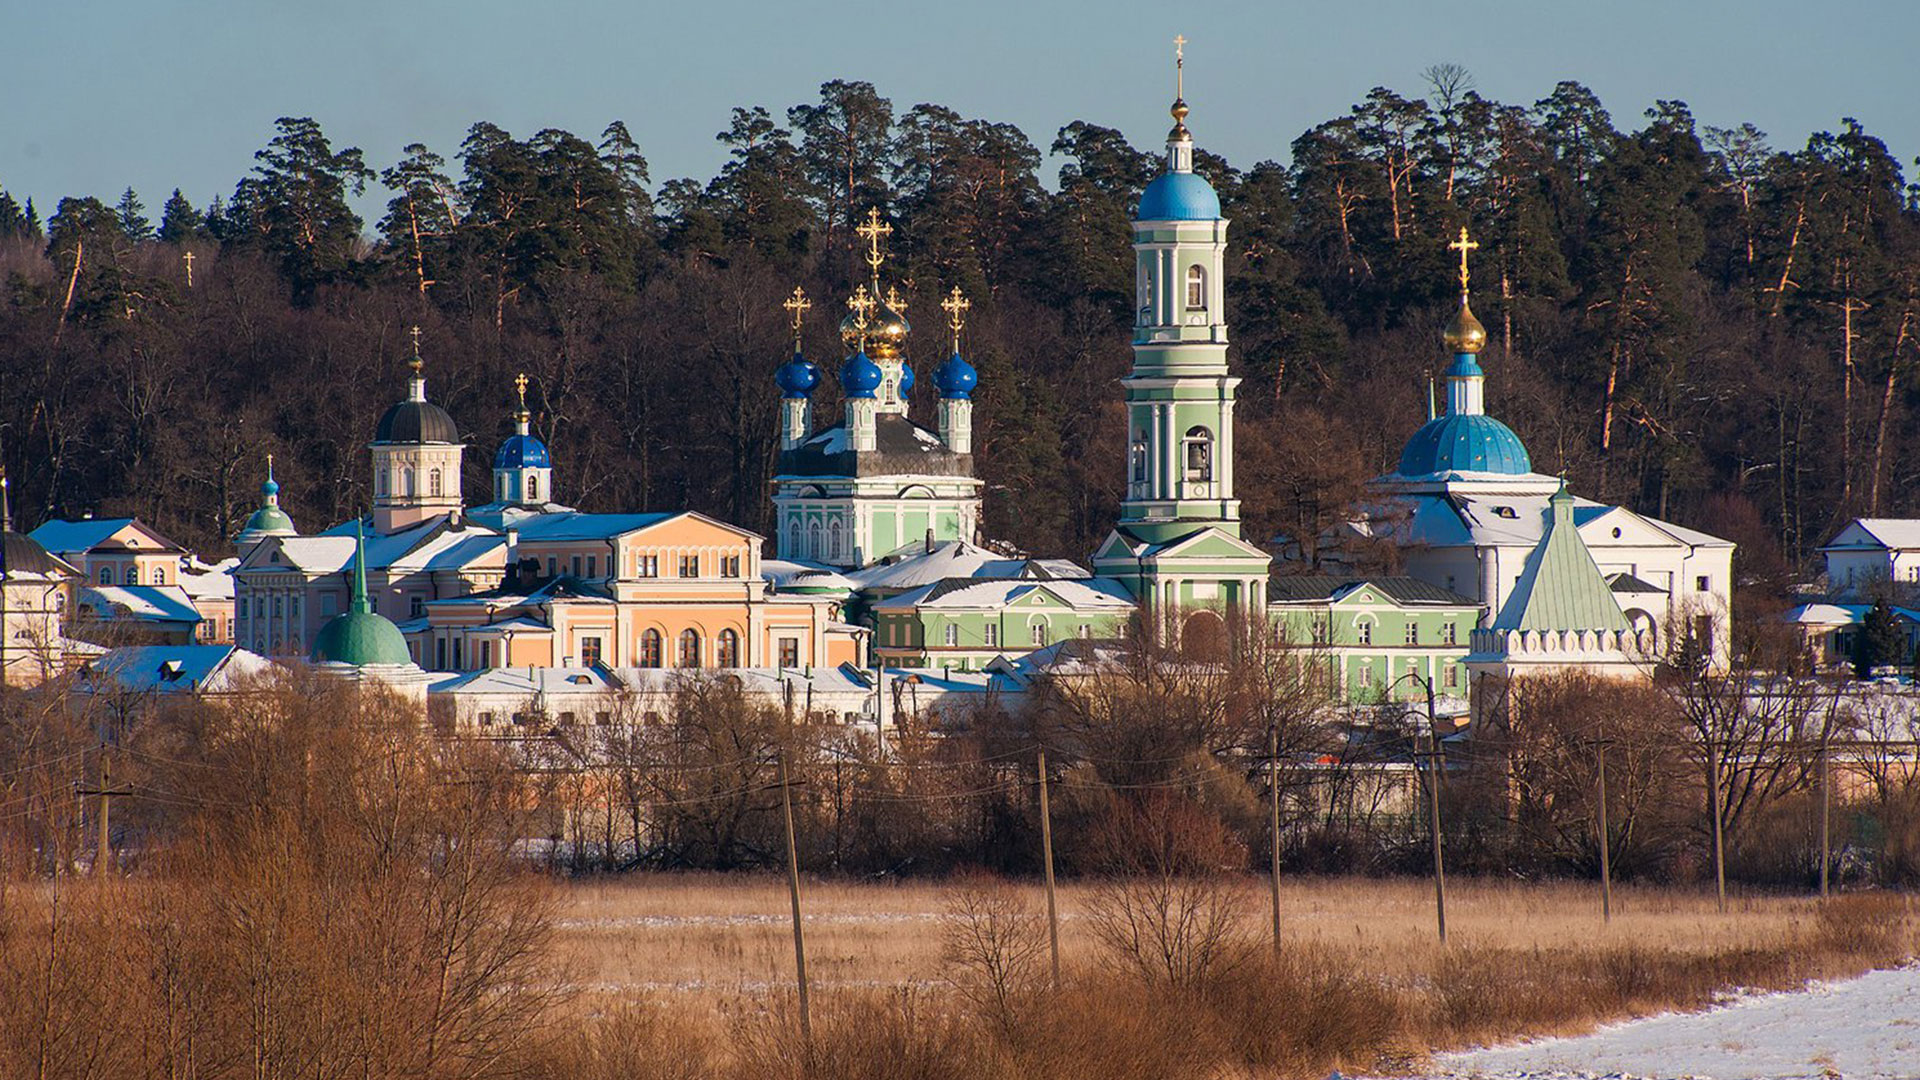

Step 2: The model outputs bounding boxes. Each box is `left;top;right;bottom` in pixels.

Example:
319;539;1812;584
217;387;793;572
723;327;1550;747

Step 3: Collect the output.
783;286;811;349
407;325;424;375
884;284;908;316
1448;226;1479;295
941;286;970;353
1444;226;1487;354
847;284;876;350
856;207;892;283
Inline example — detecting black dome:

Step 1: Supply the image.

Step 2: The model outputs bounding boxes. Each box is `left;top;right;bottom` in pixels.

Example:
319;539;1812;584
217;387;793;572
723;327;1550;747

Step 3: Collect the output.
2;531;74;577
374;400;460;444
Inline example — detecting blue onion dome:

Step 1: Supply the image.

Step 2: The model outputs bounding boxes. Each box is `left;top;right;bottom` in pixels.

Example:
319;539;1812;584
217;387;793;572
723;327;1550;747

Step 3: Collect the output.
897;363;915;395
1398;414;1533;476
494;433;551;470
935;351;978;399
1137;172;1221;221
775;352;821;398
840;350;883;398
262;473;280;497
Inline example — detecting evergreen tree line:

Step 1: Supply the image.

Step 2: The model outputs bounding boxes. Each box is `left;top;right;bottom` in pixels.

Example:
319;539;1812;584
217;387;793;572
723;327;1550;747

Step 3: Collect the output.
2;74;1916;608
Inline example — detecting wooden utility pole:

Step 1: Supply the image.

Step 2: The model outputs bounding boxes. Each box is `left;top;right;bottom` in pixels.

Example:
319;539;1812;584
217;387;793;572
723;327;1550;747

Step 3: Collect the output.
1595;738;1614;924
1707;732;1727;913
1267;723;1282;955
1819;735;1832;899
76;744;131;879
1419;725;1448;945
1037;745;1061;989
780;684;810;1040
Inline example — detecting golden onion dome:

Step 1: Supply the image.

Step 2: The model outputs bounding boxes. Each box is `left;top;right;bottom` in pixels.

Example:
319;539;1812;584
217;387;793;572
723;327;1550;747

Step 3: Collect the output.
1443;295;1487;354
840;294;910;359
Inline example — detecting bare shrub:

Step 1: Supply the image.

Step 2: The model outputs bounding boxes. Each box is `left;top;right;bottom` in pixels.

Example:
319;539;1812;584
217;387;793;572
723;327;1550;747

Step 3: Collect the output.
1084;792;1252;987
937;871;1047;1026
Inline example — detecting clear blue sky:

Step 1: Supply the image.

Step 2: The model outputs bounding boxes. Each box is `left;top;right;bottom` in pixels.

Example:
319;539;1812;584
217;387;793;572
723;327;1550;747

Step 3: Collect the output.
4;0;1914;222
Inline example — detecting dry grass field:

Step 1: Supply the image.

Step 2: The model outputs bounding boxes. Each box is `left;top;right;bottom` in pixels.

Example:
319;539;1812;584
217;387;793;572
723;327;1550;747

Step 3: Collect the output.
553;873;1890;1003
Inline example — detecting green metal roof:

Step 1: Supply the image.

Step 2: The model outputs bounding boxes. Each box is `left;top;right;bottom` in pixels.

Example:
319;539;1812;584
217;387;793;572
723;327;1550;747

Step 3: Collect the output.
1492;485;1630;633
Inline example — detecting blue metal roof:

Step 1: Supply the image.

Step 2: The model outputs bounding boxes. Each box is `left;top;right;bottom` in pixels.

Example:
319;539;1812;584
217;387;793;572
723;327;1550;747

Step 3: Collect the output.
935;351;978;399
1136;171;1221;221
1398;414;1533;477
840;351;882;398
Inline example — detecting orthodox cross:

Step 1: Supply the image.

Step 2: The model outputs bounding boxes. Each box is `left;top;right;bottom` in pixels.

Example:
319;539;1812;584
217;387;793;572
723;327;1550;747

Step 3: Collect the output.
408;325;424;374
514;372;530;419
783;286;810;349
1448;226;1479;293
884;284;908;316
856;207;892;282
846;284;876;349
941;286;970;352
1174;35;1186;99
182;250;195;288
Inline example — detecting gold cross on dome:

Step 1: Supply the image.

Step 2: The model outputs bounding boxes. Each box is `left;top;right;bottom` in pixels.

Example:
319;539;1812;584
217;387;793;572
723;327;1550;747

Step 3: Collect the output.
847;284;876;335
1173;35;1186;98
407;325;424;373
856;207;892;277
940;286;970;344
1448;226;1479;292
514;372;529;407
783;286;810;333
884;284;908;315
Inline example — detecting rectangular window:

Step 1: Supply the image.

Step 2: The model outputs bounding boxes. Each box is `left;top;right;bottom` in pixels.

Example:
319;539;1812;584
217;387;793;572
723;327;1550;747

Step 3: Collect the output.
1357;622;1372;645
1312;617;1330;645
637;555;659;578
546;556;558;578
273;596;283;617
679;555;699;578
595;711;611;726
1079;623;1091;638
452;639;464;670
1695;575;1710;592
580;637;602;667
586;555;597;578
410;595;425;619
478;711;496;727
1442;621;1457;646
1404;623;1419;646
571;555;583;577
778;637;800;668
436;638;447;670
944;624;958;647
1030;623;1047;646
1444;664;1458;689
984;623;999;647
1358;663;1372;688
477;641;492;668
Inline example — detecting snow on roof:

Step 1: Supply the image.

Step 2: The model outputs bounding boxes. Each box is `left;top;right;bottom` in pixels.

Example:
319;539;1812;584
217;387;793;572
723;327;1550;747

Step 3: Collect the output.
1829;518;1920;552
28;518;138;554
80;585;204;624
82;645;273;694
511;511;676;541
850;540;1089;591
875;575;1135;613
176;559;236;601
268;518;505;575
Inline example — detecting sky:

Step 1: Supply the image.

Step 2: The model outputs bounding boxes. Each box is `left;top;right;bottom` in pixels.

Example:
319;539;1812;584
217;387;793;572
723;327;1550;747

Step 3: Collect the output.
4;0;1915;223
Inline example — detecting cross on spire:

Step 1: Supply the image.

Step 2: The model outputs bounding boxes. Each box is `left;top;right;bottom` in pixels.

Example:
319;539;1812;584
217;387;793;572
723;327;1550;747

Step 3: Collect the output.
1448;226;1479;294
514;371;529;413
846;284;876;349
856;207;892;282
407;325;424;375
941;286;970;352
783;286;810;350
884;284;908;316
1174;34;1186;100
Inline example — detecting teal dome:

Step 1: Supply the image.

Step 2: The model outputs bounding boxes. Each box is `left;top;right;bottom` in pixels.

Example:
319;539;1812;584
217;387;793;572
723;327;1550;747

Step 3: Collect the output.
311;609;413;667
1137;172;1220;221
1398;414;1532;476
242;504;296;537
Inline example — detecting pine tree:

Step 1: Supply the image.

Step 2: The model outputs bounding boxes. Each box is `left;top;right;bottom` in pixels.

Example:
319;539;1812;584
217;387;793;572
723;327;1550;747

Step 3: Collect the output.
228;117;374;300
1852;599;1907;678
115;187;150;241
156;188;206;243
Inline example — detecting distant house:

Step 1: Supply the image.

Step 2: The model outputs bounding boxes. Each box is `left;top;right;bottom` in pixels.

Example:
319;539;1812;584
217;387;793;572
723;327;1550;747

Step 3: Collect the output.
1821;519;1920;596
74;585;205;645
77;644;275;699
871;575;1135;672
1267;575;1480;705
1783;602;1920;672
29;517;187;588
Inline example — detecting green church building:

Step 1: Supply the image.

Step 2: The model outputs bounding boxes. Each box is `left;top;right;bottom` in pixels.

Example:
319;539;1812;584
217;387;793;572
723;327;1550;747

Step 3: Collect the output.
1267;576;1480;704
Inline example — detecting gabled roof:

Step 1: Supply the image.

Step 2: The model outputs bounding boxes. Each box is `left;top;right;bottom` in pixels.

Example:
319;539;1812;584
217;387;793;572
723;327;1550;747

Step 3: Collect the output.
1607;571;1667;595
176;558;237;601
874;576;1134;613
79;585;203;624
1268;575;1477;607
81;645;273;695
29;517;183;556
849;540;1088;592
248;517;504;577
1823;518;1920;553
1103;525;1271;563
1490;488;1630;633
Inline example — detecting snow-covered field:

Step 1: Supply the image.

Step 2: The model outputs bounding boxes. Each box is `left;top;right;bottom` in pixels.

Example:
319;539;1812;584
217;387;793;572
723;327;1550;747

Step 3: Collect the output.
1422;964;1920;1080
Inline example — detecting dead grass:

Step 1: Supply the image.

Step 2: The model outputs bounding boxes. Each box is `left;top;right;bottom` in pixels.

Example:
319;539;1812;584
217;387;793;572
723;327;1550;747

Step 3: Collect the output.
541;875;1918;1080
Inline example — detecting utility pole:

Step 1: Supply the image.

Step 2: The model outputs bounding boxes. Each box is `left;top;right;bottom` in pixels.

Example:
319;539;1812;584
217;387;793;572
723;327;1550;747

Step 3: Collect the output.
76;743;131;879
1037;745;1061;989
1707;731;1727;913
1819;735;1832;899
780;682;810;1040
1267;722;1282;955
1420;724;1447;946
1594;737;1614;924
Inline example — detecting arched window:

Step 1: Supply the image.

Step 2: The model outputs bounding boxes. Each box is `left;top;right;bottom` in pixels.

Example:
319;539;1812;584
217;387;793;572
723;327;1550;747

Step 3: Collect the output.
495;475;507;501
400;467;415;497
788;522;802;556
128;565;142;586
429;468;443;497
1030;621;1048;647
376;468;388;496
1182;426;1214;483
717;629;740;668
527;474;539;501
98;566;113;586
1130;440;1149;483
677;629;701;668
640;629;662;667
808;522;823;560
1186;264;1207;311
153;565;167;585
828;521;844;561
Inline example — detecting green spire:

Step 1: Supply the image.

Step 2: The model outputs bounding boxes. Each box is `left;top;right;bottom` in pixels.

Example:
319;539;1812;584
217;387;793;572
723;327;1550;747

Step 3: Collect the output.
1492;482;1631;633
350;520;371;614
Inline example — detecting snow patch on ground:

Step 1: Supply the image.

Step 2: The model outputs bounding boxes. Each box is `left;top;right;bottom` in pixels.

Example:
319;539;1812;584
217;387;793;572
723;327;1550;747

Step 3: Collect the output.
1421;963;1920;1080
